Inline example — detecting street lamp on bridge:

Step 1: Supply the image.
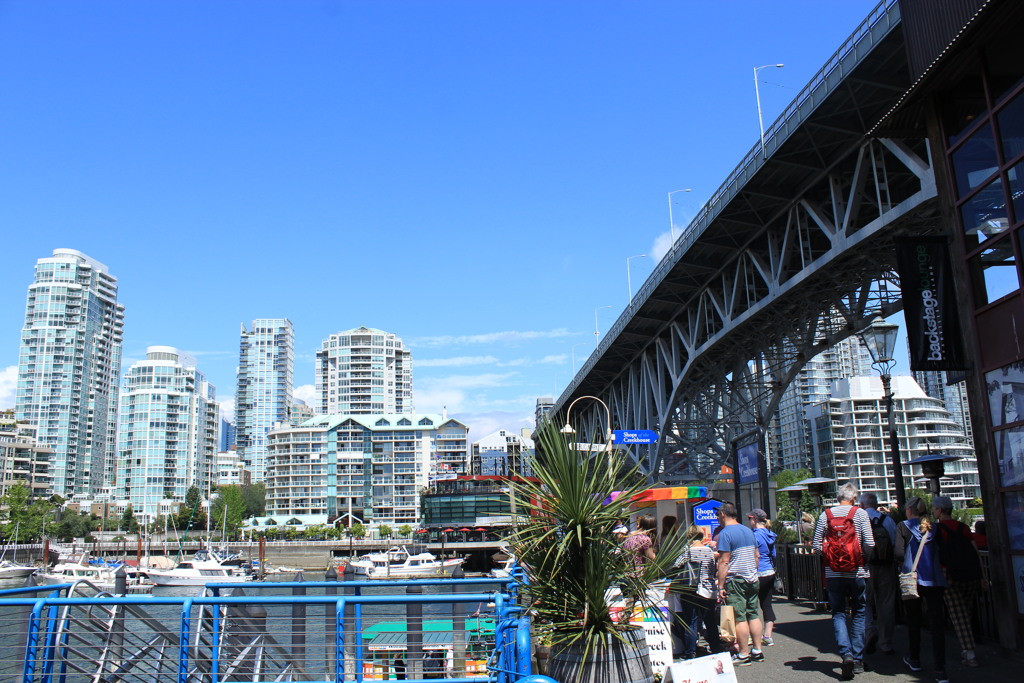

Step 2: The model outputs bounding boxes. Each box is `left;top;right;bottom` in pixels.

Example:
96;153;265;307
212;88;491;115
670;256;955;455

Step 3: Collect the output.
560;395;614;472
858;315;906;510
754;63;785;159
667;189;692;242
626;254;647;304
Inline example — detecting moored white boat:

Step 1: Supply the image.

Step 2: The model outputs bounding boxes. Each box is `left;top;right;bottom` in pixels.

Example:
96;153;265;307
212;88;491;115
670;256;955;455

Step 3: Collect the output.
37;558;153;594
349;546;463;579
0;559;38;581
144;548;252;586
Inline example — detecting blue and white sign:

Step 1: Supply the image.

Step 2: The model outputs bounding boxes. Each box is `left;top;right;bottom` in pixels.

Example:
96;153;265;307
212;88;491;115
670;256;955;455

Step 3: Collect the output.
692;500;722;526
736;442;760;485
612;429;659;444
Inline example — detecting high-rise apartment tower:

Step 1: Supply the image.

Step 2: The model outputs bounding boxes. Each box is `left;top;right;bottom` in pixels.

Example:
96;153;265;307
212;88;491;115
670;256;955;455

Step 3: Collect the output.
116;347;218;521
15;249;125;498
316;327;412;414
235;319;294;482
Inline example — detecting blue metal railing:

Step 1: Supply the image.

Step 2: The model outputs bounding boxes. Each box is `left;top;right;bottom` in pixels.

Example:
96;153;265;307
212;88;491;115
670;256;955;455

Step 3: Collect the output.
0;574;554;683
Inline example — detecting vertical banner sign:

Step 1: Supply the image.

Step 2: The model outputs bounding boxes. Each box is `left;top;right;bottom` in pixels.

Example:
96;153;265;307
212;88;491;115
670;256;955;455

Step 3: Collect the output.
736;442;759;485
894;237;966;371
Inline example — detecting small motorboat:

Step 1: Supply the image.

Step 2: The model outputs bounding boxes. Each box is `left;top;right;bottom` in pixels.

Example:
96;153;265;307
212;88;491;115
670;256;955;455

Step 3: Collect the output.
37;557;153;594
349;546;463;579
144;548;252;586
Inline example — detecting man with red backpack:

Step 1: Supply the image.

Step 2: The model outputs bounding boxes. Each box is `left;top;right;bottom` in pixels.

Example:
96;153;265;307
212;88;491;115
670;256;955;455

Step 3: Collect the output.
813;483;875;681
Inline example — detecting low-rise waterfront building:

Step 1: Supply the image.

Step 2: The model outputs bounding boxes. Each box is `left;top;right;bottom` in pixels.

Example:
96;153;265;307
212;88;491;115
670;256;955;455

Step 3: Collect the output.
470;429;534;477
265;413;468;528
0;411;52;498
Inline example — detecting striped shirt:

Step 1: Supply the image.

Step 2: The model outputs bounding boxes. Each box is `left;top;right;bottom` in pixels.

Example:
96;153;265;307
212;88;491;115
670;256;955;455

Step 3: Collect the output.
673;543;717;597
717;523;759;583
812;505;874;579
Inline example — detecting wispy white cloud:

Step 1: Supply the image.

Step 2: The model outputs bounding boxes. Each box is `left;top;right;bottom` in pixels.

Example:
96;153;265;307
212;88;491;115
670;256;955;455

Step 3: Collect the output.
0;366;17;410
218;396;235;423
414;373;520;414
651;230;674;261
409;328;574;348
416;356;499;368
293;384;317;405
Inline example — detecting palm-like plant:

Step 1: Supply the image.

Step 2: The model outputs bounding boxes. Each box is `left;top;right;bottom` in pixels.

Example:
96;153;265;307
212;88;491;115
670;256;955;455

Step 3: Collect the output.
509;422;690;666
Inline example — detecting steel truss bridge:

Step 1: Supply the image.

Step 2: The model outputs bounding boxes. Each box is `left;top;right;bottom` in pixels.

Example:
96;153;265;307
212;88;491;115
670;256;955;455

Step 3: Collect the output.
554;0;942;483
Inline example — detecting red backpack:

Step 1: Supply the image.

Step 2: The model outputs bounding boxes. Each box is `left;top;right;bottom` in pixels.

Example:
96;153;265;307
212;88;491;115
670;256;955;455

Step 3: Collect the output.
823;507;864;573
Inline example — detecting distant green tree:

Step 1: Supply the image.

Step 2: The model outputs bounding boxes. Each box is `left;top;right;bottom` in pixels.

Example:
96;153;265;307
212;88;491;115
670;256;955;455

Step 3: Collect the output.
174;486;208;530
304;524;327;540
241;483;266;517
210;485;247;539
120;505;140;534
53;512;98;542
378;524;393;540
771;468;814;520
349;523;366;539
0;483;56;542
398;524;413;538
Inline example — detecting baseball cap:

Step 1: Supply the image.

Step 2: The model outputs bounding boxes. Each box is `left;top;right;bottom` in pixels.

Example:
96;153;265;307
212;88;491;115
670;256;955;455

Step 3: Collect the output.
747;508;769;522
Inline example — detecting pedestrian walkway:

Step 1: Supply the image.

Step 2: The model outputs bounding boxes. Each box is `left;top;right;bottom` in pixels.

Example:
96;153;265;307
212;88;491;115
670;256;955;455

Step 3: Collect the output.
733;599;1019;683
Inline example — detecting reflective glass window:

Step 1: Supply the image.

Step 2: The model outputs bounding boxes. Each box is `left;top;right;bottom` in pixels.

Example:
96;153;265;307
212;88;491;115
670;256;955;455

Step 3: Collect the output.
998;90;1024;163
961;176;1009;245
1009;160;1024;224
951;123;999;197
1001;490;1024;549
969;238;1018;306
987;361;1024;428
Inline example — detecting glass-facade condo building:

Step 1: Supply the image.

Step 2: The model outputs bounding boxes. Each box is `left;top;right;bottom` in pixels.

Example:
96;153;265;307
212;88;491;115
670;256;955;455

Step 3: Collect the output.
235;319;293;482
316;327;412;415
15;249;125;498
116;347;218;521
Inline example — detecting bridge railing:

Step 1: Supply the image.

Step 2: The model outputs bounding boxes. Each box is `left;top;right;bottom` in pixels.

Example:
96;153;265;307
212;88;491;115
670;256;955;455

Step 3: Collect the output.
559;0;903;405
0;575;543;683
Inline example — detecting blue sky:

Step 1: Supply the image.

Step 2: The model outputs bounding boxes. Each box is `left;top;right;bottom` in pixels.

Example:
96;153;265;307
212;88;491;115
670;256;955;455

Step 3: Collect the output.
0;0;885;439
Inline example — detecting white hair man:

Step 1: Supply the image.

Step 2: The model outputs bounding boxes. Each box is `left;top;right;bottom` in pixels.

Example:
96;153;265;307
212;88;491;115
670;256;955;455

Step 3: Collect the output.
813;482;874;680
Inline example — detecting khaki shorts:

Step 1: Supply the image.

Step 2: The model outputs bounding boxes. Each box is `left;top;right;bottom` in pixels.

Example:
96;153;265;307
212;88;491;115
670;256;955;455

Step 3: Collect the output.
726;579;760;622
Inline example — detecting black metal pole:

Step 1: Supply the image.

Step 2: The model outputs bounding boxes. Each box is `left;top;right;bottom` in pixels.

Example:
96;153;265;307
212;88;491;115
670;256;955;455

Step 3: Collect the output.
732;438;742;517
757;426;770;513
881;373;907;510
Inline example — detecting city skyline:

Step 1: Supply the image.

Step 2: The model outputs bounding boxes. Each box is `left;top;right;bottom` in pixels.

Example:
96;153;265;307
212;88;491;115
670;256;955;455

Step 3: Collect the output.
1;1;886;438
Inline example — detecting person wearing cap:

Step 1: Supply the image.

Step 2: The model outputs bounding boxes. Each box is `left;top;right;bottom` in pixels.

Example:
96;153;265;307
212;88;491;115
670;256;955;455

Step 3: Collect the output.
748;508;778;646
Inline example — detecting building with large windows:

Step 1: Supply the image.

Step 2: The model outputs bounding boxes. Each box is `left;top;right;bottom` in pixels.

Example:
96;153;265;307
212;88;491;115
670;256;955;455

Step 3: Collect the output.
14;249;125;498
774;337;874;472
315;327;412;415
235;319;294;482
115;347;218;521
471;428;534;477
807;376;978;506
264;413;468;528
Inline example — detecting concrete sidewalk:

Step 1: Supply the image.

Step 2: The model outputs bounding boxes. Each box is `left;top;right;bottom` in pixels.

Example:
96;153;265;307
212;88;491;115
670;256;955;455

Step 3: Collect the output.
735;599;1019;683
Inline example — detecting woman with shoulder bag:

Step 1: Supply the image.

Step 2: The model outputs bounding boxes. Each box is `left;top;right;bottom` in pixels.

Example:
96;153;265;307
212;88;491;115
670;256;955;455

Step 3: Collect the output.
894;497;948;683
669;525;718;659
748;509;779;646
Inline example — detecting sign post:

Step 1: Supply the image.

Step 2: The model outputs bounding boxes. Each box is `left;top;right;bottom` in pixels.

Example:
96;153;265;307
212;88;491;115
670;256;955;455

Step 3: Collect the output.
612;430;659;444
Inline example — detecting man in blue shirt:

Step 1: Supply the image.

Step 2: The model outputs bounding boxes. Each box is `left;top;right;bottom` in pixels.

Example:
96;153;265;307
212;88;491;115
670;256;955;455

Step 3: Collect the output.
860;492;897;656
715;502;764;665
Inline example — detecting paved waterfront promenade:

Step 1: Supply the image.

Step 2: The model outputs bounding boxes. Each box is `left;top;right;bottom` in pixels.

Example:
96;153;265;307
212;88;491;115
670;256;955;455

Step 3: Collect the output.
742;600;1019;683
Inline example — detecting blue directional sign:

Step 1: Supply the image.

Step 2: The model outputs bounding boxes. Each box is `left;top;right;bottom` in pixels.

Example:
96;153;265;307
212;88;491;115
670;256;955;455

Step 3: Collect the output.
612;429;659;444
736;442;760;485
692;500;722;526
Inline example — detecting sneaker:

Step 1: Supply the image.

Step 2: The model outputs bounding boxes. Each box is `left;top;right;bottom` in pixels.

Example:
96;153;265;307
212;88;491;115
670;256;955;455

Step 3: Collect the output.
762;636;774;646
935;670;949;683
734;655;752;667
842;656;855;681
853;660;865;675
962;650;979;668
750;650;765;662
903;656;922;672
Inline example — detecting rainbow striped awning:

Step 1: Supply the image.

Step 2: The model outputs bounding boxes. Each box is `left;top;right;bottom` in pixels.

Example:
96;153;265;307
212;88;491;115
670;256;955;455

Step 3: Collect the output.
601;486;709;505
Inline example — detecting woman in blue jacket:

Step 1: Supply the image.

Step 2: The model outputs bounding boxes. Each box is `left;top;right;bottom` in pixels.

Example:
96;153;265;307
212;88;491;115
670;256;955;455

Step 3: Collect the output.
749;508;778;645
895;496;947;683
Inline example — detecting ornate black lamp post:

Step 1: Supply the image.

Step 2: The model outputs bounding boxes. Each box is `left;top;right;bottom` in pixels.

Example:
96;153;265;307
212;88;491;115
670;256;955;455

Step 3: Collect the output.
858;316;906;510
